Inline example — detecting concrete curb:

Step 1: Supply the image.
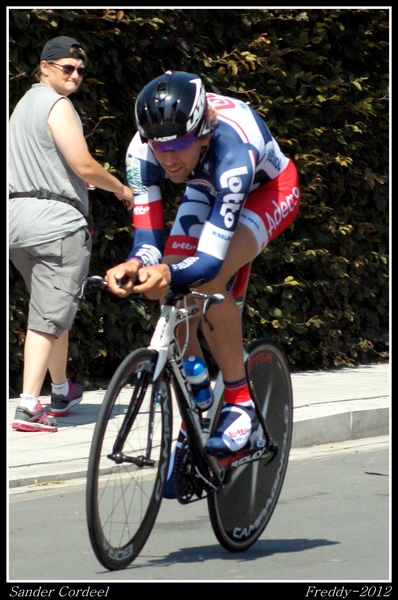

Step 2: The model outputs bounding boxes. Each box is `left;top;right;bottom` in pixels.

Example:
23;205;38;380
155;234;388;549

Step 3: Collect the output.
8;363;390;490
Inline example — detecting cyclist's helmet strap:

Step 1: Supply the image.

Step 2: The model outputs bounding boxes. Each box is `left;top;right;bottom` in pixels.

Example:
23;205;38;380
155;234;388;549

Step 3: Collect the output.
135;70;211;143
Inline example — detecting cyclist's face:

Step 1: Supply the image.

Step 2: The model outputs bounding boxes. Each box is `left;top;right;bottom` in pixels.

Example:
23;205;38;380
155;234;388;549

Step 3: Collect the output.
151;136;211;184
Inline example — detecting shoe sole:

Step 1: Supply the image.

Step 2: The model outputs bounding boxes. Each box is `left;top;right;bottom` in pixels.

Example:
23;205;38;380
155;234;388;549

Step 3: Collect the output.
49;396;82;417
163;436;186;500
12;421;58;432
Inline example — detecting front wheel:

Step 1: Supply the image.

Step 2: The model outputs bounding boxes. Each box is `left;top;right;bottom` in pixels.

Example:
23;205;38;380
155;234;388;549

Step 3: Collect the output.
86;348;172;570
207;339;293;552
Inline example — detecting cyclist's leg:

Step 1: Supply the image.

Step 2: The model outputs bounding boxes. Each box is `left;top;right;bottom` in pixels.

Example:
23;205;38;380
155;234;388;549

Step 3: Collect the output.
194;222;258;382
165;160;300;384
195;224;260;452
201;159;300;380
200;162;300;452
163;164;300;452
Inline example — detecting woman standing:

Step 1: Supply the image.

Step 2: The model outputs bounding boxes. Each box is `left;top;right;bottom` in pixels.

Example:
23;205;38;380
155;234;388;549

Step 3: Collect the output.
9;36;133;432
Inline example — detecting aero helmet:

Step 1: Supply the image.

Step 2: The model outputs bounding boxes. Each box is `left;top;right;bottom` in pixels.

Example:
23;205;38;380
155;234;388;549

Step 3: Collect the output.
135;71;211;151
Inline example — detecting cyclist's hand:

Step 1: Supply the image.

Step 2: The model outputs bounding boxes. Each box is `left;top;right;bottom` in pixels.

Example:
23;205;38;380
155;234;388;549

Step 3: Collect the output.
114;185;134;210
105;259;142;297
133;264;171;300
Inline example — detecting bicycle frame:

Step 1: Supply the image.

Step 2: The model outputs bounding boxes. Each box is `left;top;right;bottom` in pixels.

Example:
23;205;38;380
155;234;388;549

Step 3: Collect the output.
148;288;227;489
146;260;274;491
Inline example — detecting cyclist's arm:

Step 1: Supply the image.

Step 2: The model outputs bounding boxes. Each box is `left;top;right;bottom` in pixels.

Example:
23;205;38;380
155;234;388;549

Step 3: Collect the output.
106;136;165;296
167;144;256;287
109;145;256;296
125;134;164;266
126;183;163;267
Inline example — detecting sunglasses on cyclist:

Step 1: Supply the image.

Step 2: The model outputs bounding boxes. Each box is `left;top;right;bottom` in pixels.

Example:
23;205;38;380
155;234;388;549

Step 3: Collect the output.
148;128;199;153
48;61;87;77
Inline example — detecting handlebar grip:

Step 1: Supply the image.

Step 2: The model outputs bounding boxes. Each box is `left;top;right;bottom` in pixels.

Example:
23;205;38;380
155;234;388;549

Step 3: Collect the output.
80;275;106;298
86;275;107;287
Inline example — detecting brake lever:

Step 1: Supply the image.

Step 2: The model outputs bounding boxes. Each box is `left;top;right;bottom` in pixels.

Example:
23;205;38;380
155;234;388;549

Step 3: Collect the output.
202;294;224;330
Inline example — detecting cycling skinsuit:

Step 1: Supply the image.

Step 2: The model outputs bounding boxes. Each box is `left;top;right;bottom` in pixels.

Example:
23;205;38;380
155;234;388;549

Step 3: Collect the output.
125;93;300;288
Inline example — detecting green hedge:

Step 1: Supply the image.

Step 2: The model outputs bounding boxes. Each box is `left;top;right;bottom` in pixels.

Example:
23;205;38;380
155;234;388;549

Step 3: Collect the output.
8;8;389;394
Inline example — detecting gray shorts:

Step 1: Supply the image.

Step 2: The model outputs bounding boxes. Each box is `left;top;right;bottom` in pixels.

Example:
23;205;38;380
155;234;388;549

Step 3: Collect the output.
10;227;92;337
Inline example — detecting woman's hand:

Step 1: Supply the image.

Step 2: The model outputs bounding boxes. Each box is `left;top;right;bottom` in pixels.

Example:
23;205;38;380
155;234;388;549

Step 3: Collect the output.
114;185;133;210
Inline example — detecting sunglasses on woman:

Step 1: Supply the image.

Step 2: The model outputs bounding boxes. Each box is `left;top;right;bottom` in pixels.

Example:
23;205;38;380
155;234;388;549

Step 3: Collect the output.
48;61;87;77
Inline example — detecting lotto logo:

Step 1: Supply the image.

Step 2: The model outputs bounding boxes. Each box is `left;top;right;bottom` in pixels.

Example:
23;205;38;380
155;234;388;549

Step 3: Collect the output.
172;241;197;251
219;166;248;229
134;205;150;215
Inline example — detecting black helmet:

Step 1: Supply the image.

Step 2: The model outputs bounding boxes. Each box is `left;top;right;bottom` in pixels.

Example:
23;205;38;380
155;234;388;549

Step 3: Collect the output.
135;70;211;144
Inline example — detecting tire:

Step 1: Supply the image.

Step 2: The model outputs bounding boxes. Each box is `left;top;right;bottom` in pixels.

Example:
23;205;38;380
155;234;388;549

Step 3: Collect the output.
86;348;172;570
207;339;293;552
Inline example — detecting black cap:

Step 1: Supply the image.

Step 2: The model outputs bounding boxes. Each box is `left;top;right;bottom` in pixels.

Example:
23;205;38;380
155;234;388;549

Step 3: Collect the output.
32;36;85;76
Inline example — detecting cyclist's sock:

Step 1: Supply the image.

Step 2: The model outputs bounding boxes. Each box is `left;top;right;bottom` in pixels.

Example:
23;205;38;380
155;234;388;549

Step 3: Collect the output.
223;377;252;405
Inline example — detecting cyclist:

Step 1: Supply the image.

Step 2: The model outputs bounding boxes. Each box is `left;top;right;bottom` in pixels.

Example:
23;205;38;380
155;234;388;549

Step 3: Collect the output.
105;70;300;456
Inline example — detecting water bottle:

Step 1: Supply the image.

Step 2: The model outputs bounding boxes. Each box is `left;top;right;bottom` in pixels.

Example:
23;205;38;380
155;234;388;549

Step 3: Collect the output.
183;355;213;411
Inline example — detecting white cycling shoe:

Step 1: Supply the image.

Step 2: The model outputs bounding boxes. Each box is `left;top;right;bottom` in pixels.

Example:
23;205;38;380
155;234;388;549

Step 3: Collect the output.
205;401;258;454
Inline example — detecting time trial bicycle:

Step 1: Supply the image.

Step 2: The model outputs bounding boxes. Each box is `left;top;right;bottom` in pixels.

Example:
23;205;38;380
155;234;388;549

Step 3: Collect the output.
85;262;293;571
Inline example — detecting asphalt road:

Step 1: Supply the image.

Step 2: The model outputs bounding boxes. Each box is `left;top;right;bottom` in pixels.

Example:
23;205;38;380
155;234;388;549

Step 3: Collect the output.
7;436;390;589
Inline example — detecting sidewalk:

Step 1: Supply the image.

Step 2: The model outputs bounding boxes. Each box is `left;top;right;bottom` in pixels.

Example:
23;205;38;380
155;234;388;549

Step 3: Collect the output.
8;362;390;490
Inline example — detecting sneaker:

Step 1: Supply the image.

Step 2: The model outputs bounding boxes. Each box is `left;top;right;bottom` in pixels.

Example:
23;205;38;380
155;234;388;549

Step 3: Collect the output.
205;402;258;454
49;380;83;417
12;403;58;432
164;426;186;500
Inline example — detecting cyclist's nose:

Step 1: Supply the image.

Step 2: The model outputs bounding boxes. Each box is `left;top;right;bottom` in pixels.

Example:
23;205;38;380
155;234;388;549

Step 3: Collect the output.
160;151;180;166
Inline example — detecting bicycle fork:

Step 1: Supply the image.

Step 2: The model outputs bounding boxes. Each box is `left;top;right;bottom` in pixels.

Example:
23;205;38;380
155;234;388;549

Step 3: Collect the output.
109;367;158;468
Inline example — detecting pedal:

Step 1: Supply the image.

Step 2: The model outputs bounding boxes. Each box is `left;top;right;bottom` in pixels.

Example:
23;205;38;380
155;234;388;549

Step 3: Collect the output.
252;438;266;449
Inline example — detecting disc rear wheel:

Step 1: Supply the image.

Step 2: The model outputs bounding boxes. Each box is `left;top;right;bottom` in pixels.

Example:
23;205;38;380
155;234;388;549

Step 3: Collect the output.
207;339;293;552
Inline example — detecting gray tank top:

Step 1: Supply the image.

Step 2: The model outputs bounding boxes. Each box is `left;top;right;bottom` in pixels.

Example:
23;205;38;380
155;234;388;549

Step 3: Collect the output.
9;84;89;248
